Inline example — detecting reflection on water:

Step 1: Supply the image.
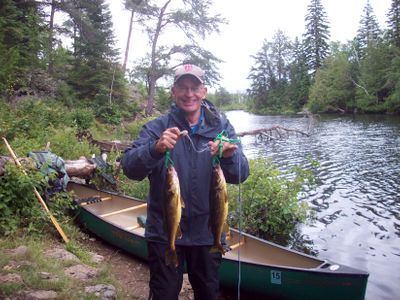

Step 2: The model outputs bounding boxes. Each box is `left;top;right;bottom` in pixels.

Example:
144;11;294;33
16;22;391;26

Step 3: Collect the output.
226;110;400;300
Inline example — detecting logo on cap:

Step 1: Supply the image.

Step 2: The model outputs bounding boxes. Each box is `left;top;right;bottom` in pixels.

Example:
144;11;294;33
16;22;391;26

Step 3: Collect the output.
184;64;193;71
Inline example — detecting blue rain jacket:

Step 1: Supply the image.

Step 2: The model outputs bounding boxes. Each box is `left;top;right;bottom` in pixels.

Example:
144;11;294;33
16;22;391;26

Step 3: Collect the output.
121;100;249;246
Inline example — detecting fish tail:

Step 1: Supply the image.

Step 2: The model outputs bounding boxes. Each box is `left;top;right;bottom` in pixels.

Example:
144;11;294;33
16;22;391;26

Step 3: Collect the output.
165;248;179;267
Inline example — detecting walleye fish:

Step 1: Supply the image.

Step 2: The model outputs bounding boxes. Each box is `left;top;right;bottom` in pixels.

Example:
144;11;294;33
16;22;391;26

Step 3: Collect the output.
209;163;229;254
164;166;184;267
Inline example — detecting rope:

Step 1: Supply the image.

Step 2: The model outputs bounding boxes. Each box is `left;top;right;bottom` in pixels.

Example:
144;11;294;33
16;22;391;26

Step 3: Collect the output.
182;134;210;153
164;150;174;169
236;138;242;300
163;130;243;298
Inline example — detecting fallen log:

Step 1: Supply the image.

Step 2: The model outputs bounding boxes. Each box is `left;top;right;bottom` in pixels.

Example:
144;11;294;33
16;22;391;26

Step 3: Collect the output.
91;139;131;153
64;156;96;179
236;125;310;139
0;155;97;180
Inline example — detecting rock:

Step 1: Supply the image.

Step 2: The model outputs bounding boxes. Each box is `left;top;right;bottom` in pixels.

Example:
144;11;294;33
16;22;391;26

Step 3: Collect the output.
44;248;79;262
90;253;105;264
64;264;99;280
10;246;29;257
84;284;117;299
38;272;59;282
3;260;32;270
24;290;58;300
0;272;23;284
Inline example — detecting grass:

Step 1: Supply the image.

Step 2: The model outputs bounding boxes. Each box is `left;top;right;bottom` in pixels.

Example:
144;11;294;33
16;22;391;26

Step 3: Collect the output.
0;232;129;299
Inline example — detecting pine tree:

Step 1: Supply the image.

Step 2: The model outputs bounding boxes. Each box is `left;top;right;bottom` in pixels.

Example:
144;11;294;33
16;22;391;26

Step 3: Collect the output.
303;0;331;75
356;0;381;57
0;0;46;97
67;0;125;112
248;39;275;111
287;38;311;110
386;0;400;47
270;29;292;81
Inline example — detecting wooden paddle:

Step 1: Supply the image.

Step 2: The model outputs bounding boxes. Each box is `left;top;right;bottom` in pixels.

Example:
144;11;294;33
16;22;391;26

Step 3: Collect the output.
2;137;69;243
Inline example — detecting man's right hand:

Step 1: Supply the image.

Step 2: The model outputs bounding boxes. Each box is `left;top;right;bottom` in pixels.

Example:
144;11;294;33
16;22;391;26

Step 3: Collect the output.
155;127;185;154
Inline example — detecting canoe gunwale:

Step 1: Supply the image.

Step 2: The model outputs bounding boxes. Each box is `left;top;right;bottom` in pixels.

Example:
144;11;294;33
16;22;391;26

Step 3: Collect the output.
68;182;369;300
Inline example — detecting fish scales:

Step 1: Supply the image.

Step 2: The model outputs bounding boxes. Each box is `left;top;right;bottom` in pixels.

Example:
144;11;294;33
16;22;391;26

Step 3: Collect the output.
209;164;229;254
164;166;184;267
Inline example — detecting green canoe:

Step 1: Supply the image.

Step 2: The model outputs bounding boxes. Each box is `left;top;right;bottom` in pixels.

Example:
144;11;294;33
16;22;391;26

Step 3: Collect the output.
68;182;369;300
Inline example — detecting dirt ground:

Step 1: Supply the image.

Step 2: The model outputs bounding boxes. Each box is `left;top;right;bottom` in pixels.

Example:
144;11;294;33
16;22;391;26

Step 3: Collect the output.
87;237;239;300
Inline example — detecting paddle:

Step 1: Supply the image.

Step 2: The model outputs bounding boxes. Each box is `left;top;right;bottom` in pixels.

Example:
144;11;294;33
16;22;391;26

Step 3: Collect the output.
2;137;69;243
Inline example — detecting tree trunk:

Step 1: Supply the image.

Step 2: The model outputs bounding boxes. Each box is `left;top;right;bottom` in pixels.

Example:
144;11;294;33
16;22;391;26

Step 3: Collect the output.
123;9;135;73
145;77;156;116
48;0;56;73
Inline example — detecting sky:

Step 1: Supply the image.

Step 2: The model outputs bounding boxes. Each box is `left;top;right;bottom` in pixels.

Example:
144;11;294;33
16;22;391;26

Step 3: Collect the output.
107;0;392;92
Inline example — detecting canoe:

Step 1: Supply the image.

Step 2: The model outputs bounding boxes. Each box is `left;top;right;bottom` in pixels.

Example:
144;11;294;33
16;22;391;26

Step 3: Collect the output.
67;182;369;300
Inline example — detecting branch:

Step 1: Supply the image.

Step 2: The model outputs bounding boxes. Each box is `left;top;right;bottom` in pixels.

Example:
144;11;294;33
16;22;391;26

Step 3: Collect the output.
237;125;310;139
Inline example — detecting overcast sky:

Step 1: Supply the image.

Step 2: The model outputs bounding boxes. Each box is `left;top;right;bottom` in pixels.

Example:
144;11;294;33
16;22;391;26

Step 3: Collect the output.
107;0;392;92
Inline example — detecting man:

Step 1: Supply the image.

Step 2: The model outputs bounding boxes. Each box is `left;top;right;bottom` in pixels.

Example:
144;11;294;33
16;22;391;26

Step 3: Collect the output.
122;64;249;300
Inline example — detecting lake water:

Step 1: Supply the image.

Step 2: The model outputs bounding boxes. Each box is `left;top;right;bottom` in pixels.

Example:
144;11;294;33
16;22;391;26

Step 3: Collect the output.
225;110;400;300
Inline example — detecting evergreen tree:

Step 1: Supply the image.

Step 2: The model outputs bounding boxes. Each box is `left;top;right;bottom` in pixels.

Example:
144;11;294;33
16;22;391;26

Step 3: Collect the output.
248;32;293;113
0;0;46;97
287;38;311;110
66;0;126;114
270;29;292;81
248;39;275;112
303;0;331;75
386;0;400;47
356;0;381;57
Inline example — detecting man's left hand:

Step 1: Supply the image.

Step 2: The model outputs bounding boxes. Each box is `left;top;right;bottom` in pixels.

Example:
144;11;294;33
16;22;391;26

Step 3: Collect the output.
208;140;237;158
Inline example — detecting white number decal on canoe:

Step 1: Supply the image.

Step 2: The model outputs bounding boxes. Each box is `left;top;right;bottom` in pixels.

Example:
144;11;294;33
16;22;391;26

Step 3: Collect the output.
271;270;281;284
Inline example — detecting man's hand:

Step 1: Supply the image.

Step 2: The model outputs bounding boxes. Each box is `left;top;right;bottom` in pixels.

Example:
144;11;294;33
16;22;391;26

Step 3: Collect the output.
208;140;237;158
155;127;187;154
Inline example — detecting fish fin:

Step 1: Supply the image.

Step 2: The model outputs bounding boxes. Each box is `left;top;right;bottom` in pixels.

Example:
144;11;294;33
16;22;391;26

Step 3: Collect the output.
165;249;179;267
176;226;182;239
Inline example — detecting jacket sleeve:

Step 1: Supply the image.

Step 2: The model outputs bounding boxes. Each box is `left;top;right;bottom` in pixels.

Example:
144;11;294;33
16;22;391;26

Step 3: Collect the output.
219;119;250;184
121;121;164;181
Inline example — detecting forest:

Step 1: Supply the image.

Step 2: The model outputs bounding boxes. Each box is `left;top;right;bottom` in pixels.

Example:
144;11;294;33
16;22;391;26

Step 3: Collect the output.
0;0;399;118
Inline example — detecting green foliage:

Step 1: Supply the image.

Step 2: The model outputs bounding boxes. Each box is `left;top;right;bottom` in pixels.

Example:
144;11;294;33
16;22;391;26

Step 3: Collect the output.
0;236;128;299
118;173;150;200
72;108;95;131
308;47;356;113
155;87;172;113
125;116;156;140
96;103;123;125
303;0;331;73
0;162;48;236
355;40;393;112
228;158;316;245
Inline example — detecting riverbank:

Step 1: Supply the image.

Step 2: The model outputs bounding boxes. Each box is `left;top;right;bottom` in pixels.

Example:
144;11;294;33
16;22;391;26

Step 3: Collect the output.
0;233;196;299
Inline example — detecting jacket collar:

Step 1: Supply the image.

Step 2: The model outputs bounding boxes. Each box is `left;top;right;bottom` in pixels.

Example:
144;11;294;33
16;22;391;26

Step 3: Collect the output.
170;99;222;138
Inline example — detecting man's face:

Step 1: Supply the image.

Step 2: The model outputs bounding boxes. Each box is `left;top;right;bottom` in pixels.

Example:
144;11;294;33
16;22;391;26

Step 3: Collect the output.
172;76;207;115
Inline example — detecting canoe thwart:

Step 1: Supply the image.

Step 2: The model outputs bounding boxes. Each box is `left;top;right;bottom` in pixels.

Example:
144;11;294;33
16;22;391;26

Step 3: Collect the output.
100;203;147;218
229;240;245;250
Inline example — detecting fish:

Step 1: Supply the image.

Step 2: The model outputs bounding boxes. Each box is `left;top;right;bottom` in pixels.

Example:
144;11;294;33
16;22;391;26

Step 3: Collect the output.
209;163;229;254
164;166;184;267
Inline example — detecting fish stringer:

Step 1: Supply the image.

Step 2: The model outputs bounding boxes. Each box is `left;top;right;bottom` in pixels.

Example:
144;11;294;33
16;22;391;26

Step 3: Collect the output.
212;131;243;299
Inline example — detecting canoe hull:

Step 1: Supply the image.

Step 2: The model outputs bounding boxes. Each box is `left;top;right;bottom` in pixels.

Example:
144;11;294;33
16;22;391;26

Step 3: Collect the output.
69;183;368;300
220;256;368;300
